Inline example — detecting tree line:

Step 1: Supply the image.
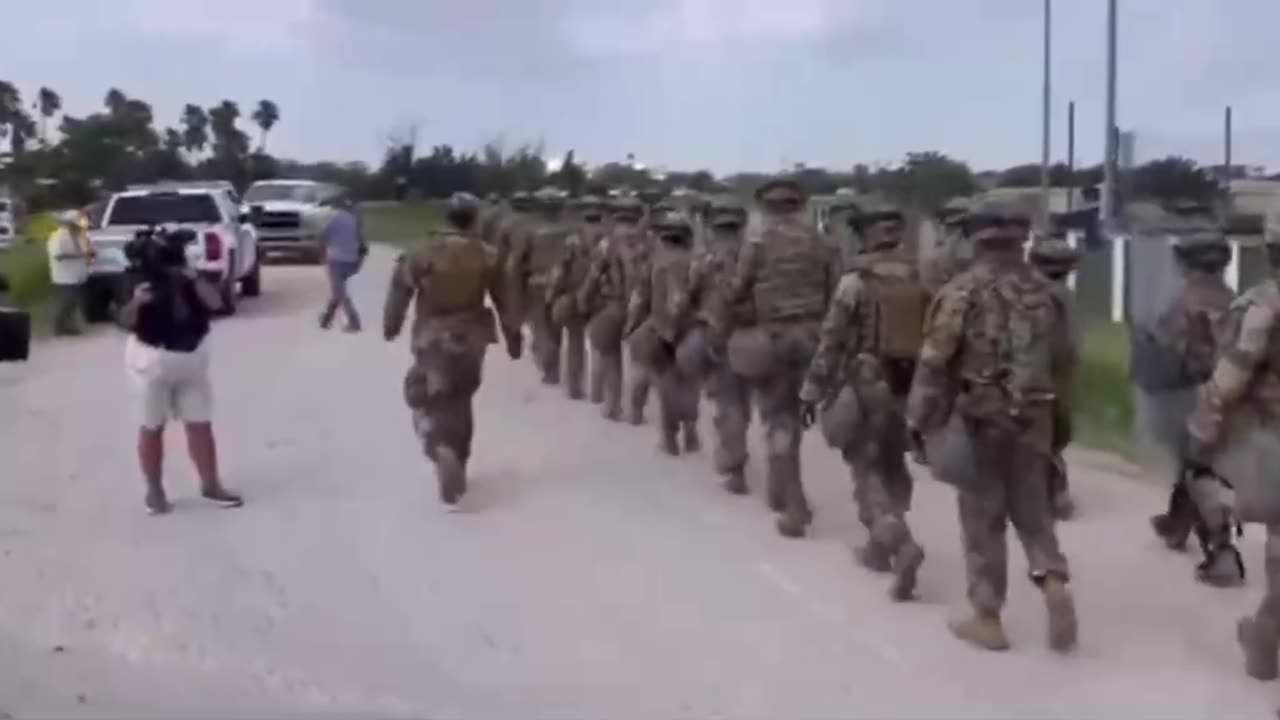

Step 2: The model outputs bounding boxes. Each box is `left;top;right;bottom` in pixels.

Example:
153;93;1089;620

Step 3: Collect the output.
0;80;1247;212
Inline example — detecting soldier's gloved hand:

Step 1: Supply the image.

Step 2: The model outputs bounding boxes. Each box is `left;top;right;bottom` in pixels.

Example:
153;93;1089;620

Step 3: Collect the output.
907;427;928;465
799;400;818;430
506;333;523;361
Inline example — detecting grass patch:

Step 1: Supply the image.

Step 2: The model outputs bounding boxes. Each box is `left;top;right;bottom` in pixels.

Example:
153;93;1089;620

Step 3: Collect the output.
361;201;445;249
1074;320;1134;458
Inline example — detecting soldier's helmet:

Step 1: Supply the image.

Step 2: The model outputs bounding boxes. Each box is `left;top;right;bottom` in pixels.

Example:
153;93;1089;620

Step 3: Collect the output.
754;176;808;210
650;209;695;241
936;197;972;228
849;201;905;248
485;192;500;204
577;194;605;220
510;190;534;211
708;195;748;229
1171;227;1231;272
964;199;1032;245
534;186;566;207
828;187;859;213
610;196;645;222
446;192;481;228
1028;238;1081;278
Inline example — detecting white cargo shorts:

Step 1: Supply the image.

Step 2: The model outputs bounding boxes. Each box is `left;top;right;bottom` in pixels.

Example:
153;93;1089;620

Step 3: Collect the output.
124;334;213;430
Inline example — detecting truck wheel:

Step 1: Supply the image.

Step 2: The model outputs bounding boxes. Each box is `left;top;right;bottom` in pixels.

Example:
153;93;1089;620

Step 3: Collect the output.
218;254;238;317
241;258;261;297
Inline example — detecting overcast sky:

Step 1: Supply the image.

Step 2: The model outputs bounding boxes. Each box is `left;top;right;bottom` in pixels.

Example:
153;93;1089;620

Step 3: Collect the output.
3;0;1278;173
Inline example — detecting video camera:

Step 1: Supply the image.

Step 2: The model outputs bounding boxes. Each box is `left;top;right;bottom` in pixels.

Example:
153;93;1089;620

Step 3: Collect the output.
124;225;196;278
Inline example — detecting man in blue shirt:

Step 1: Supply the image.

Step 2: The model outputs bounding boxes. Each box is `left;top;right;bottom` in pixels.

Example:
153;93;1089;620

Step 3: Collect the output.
318;196;367;332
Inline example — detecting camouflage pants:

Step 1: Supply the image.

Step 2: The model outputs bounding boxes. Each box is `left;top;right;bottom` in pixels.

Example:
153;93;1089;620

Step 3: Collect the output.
707;366;751;475
755;367;808;516
844;408;916;556
657;353;699;444
627;358;652;422
958;419;1070;615
526;301;562;384
405;352;484;467
563;319;586;399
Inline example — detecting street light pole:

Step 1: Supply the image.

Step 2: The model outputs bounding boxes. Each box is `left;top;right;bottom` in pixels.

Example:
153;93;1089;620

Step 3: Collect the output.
1101;0;1118;231
1040;0;1052;232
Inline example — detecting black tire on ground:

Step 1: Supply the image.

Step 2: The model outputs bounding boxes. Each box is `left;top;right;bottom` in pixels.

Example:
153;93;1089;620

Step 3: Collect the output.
241;258;261;297
218;254;238;317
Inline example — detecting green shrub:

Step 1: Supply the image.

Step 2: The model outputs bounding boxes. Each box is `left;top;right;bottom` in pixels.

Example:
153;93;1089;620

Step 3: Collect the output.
0;213;56;309
1074;321;1134;457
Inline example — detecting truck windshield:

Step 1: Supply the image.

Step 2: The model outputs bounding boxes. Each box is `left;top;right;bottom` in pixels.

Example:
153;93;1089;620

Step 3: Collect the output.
244;184;319;204
108;193;221;225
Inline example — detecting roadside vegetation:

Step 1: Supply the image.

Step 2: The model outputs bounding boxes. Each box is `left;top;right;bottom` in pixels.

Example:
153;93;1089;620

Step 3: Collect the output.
360;202;444;250
1075;321;1134;457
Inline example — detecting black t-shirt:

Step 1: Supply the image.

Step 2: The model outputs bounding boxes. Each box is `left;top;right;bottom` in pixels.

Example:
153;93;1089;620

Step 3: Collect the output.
133;273;211;353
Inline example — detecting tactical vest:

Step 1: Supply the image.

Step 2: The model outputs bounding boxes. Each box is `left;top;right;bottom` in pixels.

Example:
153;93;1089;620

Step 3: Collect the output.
649;244;692;340
699;239;754;325
615;225;651;300
565;224;605;291
862;257;929;361
527;221;572;281
957;265;1058;418
751;217;830;324
418;232;491;315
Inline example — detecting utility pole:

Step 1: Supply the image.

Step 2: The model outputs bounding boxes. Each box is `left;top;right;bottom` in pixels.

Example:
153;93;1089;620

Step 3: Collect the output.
1066;100;1076;212
1101;0;1118;231
1040;0;1053;231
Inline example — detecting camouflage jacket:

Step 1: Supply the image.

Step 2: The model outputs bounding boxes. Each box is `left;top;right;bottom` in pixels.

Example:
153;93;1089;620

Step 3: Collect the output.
906;252;1075;434
547;220;607;307
712;212;839;338
799;248;919;404
505;216;573;311
1154;270;1235;385
1189;277;1280;447
383;230;518;355
675;228;751;328
627;241;693;344
578;222;650;315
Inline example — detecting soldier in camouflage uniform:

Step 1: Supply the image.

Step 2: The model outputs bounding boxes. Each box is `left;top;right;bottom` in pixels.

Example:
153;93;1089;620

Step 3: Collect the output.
383;193;523;509
1028;238;1082;521
800;207;929;600
678;195;755;493
547;195;607;401
822;189;861;271
711;177;841;538
1141;231;1243;586
921;203;973;294
1188;226;1280;683
906;205;1077;653
507;187;574;385
626;210;701;455
578;197;650;422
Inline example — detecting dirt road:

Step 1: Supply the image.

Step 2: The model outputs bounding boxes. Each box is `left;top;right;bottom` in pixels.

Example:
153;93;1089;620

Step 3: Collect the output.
0;247;1275;718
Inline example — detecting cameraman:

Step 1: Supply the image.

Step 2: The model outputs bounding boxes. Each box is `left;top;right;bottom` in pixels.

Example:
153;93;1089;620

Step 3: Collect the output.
118;229;243;515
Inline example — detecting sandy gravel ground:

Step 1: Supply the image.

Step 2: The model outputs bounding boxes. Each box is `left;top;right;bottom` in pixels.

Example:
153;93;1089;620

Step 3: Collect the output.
0;247;1276;718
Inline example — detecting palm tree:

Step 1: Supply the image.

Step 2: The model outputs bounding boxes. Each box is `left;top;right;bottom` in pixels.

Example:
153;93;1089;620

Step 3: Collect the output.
104;88;127;115
180;104;209;157
250;99;279;152
36;86;61;146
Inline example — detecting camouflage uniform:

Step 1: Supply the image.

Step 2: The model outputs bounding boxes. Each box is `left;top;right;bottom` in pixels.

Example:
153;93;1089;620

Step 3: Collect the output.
1143;233;1242;586
383;193;522;508
711;177;841;538
507;187;574;385
680;196;754;492
1189;226;1280;682
800;208;928;600
577;197;650;422
822;189;861;271
1028;238;1082;521
906;206;1077;653
547;196;607;401
626;211;700;454
921;203;973;294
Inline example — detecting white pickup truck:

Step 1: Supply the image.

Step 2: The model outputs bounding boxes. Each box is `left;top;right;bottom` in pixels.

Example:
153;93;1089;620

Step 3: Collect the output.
243;179;342;264
83;186;260;322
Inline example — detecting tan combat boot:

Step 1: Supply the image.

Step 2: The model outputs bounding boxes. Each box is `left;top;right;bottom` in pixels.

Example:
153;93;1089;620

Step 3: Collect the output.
436;447;466;510
949;610;1011;651
1237;615;1280;681
854;543;892;573
890;541;926;602
1042;576;1078;653
682;423;701;453
723;468;748;496
775;489;812;539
